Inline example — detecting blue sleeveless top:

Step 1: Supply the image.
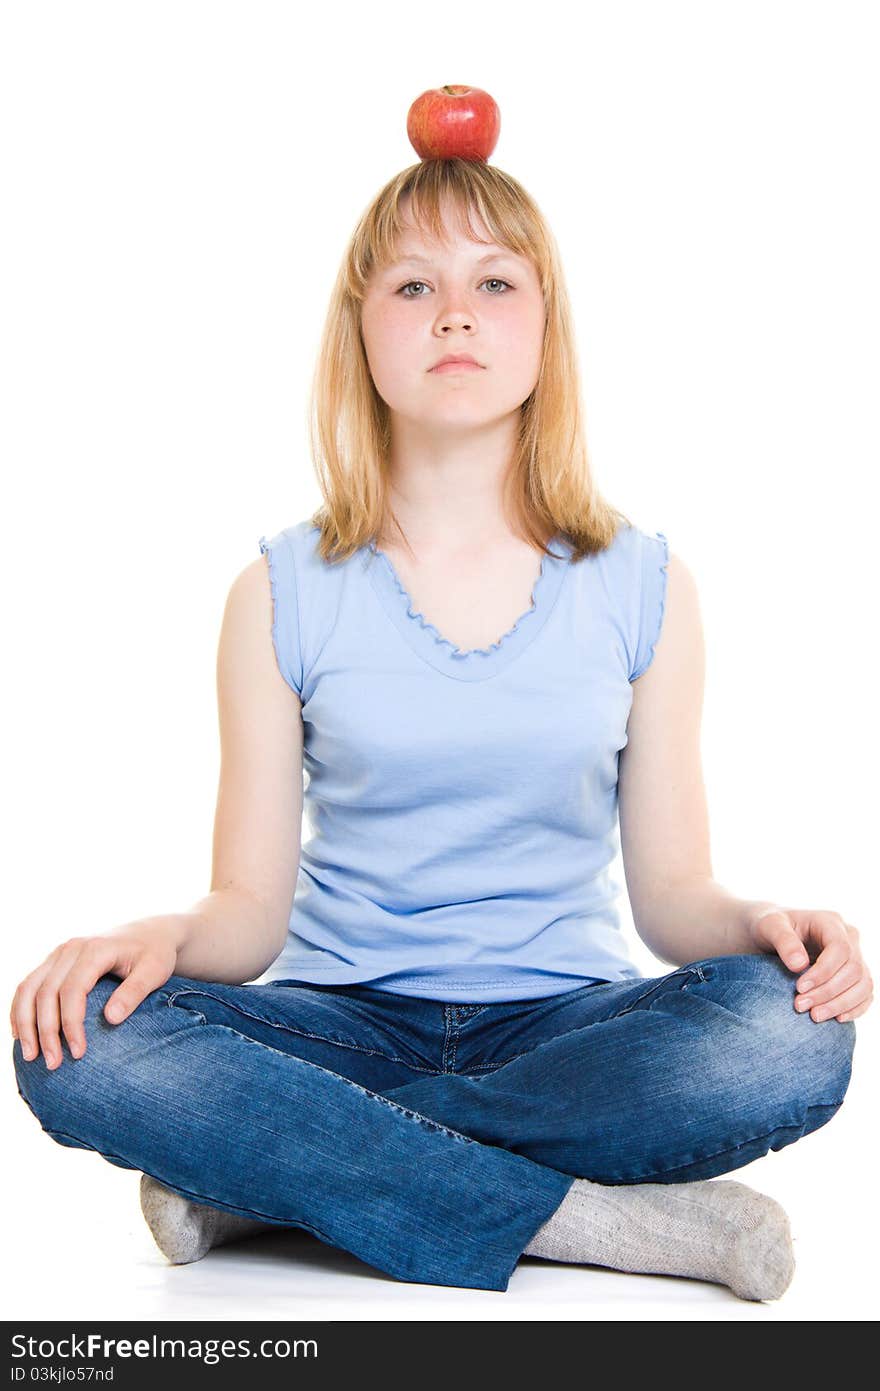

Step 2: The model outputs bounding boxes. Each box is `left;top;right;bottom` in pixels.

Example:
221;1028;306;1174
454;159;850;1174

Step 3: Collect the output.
252;518;669;1000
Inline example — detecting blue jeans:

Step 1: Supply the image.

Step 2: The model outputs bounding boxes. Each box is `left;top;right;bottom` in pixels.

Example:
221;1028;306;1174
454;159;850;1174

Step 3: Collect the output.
12;951;856;1292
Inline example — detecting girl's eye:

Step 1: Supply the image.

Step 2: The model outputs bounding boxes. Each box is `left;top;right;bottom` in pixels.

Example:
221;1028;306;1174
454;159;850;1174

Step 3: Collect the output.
397;277;513;299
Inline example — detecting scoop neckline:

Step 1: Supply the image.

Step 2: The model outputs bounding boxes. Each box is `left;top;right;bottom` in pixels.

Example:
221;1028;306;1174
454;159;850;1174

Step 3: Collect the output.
364;533;572;682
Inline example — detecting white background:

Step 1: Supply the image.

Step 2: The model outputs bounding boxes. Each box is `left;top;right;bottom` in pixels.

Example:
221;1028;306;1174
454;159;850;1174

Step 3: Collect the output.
2;0;877;1322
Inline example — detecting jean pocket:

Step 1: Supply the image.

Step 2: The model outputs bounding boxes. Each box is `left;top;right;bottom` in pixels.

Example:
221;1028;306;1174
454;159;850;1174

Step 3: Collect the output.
164;990;209;1025
615;963;709;1016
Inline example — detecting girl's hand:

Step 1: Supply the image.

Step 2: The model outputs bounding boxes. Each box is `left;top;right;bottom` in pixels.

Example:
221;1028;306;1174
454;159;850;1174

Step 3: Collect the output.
748;906;873;1023
9;917;188;1070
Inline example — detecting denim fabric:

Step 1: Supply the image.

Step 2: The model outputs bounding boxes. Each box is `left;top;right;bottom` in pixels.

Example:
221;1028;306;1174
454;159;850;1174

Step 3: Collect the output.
13;951;856;1292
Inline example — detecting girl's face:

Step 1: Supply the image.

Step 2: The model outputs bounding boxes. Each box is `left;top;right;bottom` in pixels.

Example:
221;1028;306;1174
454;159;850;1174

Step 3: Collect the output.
360;200;546;434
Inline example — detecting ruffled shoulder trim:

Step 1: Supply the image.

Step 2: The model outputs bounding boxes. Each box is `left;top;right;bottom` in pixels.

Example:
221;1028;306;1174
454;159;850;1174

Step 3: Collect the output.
630;530;670;681
258;531;304;696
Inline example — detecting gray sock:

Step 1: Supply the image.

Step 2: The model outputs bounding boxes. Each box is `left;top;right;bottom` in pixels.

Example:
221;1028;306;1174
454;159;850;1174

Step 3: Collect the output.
139;1173;280;1264
523;1176;795;1301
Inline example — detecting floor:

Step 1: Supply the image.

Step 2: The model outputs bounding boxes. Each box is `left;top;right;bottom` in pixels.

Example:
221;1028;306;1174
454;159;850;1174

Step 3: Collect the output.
7;1053;875;1322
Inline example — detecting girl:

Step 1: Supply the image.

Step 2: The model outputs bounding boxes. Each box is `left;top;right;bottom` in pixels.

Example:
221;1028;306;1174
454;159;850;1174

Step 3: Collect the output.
11;158;870;1301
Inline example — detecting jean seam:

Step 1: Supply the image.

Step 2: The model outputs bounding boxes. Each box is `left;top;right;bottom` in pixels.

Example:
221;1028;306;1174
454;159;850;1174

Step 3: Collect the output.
159;1010;481;1146
606;1098;847;1182
442;1009;458;1074
215;1018;484;1145
454;968;710;1074
458;1031;600;1074
165;988;442;1076
465;1057;527;1072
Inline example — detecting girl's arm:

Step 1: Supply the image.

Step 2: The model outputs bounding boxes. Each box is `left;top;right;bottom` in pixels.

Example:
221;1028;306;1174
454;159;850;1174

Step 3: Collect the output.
618;552;770;966
173;550;304;984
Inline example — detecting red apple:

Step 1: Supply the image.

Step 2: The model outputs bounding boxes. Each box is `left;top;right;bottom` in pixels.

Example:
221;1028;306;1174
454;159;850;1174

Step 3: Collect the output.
406;85;500;162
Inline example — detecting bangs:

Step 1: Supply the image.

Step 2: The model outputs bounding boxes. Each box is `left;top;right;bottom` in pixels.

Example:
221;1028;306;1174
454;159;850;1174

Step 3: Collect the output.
350;159;547;293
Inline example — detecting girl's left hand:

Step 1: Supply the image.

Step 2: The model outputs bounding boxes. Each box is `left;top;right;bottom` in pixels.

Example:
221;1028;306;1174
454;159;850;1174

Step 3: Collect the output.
748;906;873;1023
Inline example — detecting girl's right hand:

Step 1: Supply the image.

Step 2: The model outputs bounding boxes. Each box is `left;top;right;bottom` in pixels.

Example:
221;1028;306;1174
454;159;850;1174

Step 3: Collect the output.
9;916;189;1070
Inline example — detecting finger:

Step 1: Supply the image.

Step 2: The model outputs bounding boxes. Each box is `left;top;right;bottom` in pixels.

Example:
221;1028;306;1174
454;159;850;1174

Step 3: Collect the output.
794;959;863;1011
35;942;85;1069
754;915;809;971
838;996;872;1022
13;957;62;1062
103;958;166;1025
807;980;872;1022
796;936;851;994
58;941;123;1059
773;929;812;972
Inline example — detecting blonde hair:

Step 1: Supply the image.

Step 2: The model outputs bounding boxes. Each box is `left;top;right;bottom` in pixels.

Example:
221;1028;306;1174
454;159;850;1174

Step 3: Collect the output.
305;157;631;564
